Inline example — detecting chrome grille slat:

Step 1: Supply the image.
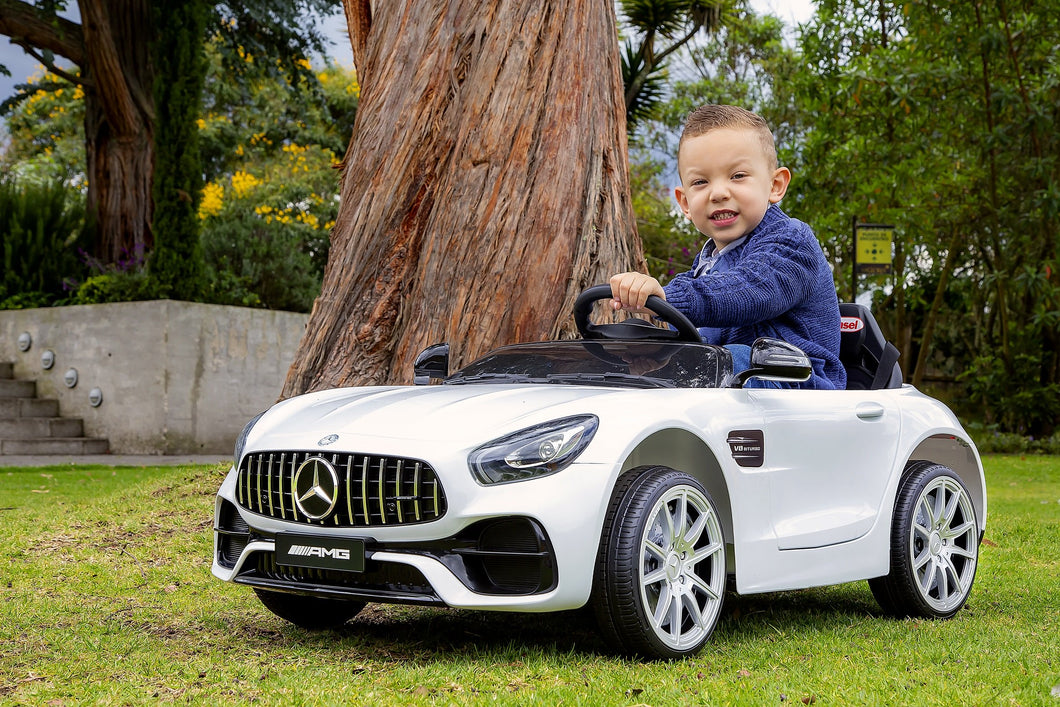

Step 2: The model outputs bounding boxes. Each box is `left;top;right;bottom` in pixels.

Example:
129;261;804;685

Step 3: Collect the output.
254;455;264;514
236;450;446;528
376;458;386;525
360;457;370;525
413;462;422;521
395;459;404;524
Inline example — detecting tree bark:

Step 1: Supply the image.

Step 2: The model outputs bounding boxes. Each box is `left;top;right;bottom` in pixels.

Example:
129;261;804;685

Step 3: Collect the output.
282;0;642;397
80;0;155;265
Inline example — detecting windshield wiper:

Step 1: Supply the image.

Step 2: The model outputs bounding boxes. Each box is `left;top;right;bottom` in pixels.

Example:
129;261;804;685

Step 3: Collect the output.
445;373;540;385
545;373;674;389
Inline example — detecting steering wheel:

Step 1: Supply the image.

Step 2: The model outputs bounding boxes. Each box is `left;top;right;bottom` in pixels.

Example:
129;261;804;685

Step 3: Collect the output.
573;284;703;343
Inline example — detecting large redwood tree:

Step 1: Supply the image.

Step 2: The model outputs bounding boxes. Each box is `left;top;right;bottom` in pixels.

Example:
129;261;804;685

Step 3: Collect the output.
281;0;643;396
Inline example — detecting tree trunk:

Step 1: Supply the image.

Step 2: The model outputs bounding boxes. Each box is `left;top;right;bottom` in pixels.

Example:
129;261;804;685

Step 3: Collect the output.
911;226;961;389
282;0;642;397
80;0;155;265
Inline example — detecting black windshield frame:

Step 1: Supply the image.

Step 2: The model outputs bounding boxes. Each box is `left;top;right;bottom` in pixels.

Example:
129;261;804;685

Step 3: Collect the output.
445;341;733;389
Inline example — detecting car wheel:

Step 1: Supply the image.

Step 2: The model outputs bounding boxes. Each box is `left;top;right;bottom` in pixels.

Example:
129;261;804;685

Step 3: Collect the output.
869;461;980;619
253;588;366;629
593;466;727;659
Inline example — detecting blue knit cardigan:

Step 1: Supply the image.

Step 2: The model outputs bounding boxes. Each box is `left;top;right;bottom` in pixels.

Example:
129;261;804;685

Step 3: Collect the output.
663;204;846;390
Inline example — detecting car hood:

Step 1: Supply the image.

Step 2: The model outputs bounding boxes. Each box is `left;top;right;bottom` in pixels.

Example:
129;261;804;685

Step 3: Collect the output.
244;383;637;452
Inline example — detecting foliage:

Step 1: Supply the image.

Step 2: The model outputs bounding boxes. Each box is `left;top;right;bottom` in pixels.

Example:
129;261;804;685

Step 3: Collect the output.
617;0;727;133
0;175;86;309
791;0;1060;435
967;423;1060;456
194;54;355;312
0;37;355;313
0;70;86;184
0;0;343;269
0;457;1056;704
148;0;210;302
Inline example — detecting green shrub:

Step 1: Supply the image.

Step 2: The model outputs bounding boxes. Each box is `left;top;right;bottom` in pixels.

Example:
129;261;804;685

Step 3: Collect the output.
71;271;163;305
965;422;1060;455
0;177;87;308
201;210;321;312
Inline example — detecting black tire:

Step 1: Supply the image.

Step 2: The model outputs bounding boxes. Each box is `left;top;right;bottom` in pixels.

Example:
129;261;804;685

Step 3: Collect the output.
592;466;726;659
869;461;980;619
254;588;366;629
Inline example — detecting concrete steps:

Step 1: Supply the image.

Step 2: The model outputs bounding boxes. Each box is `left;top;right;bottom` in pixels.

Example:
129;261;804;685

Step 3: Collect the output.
0;362;109;456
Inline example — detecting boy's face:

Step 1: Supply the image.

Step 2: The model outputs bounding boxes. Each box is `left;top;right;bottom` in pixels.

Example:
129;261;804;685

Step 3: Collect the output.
674;127;791;248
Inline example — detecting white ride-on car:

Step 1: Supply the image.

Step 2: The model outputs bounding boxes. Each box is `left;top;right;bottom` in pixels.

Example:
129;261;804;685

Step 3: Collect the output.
212;285;985;659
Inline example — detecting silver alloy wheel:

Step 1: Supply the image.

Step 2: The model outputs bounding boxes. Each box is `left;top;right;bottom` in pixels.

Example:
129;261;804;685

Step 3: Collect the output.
638;484;726;651
908;475;978;613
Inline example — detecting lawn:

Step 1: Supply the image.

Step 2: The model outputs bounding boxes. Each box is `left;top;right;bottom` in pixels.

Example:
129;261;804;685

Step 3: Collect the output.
0;456;1057;705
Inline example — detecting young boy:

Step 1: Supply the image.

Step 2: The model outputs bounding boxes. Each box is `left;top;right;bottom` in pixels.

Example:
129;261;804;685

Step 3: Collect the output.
610;104;845;389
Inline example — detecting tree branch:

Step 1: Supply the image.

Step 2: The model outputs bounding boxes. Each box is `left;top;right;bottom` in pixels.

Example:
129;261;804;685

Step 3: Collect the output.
343;0;371;78
18;41;88;86
0;0;85;68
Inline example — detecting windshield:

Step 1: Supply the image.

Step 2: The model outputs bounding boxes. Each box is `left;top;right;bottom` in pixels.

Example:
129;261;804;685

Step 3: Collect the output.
445;341;730;389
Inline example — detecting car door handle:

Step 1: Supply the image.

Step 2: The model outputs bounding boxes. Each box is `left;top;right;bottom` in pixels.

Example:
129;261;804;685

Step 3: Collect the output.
856;402;886;420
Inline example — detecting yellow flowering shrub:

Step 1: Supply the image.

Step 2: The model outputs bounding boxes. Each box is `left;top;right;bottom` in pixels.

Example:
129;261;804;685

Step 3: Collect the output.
198;181;224;219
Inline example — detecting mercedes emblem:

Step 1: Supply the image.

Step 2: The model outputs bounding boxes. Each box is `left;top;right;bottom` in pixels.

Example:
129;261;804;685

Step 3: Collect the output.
292;457;340;520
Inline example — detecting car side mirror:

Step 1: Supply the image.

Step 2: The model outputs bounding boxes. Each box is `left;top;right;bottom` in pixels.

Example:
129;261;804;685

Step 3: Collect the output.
414;343;450;385
733;338;812;387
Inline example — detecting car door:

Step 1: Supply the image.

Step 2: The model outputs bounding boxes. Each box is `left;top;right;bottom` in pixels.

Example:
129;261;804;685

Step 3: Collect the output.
742;389;900;550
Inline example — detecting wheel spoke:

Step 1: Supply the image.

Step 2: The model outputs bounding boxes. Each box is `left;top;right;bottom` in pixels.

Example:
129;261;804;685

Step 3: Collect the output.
689;540;723;566
651;583;674;628
942;519;975;541
660;502;677;547
918;557;938;593
686;567;721;601
675;491;689;540
923;491;941;528
668;595;683;643
644;538;667;563
941;485;962;527
683;511;708;548
940;555;964;598
683;591;705;628
642;567;668;586
912;546;932;571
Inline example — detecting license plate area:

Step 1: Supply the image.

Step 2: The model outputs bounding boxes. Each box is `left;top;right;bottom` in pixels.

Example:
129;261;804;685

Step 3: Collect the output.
275;534;365;572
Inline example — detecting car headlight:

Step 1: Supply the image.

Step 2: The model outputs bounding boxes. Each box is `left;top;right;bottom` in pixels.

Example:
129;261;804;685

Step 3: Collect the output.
233;410;266;465
468;415;599;485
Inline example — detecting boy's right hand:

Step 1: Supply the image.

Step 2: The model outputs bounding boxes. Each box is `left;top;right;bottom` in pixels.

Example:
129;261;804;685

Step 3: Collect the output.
609;272;665;313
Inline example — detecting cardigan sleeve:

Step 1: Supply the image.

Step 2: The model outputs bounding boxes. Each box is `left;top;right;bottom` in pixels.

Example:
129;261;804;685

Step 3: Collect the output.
663;207;825;329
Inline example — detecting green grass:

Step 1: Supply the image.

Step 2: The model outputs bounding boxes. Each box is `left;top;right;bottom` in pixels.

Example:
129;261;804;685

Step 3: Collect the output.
0;456;1057;705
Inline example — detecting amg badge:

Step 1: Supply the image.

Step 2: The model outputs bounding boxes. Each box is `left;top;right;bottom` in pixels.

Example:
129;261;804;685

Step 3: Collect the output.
275;534;365;572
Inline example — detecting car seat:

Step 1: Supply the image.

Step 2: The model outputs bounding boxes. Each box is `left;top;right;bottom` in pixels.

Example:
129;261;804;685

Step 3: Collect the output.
839;303;903;390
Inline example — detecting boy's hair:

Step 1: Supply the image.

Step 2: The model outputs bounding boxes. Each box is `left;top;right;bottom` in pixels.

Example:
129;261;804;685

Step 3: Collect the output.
679;104;778;170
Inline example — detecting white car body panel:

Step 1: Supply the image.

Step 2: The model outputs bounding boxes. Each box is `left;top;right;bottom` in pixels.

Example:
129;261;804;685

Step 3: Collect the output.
213;378;986;609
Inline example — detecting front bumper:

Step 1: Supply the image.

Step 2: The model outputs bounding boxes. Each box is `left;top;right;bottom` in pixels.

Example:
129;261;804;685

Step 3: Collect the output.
211;455;613;612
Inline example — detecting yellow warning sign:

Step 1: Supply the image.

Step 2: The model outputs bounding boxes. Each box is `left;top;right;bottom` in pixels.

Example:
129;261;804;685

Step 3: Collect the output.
856;224;894;274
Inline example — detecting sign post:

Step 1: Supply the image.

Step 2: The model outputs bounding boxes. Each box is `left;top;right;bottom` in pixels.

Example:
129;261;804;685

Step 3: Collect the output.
851;221;895;300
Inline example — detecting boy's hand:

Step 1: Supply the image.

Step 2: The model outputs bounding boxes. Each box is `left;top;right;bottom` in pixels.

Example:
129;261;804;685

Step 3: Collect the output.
609;272;665;313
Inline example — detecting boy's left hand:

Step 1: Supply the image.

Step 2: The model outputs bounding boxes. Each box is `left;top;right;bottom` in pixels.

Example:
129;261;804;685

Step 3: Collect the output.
609;272;665;313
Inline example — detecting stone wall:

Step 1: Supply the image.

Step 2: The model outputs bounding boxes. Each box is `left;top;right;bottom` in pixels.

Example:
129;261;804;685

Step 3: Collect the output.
0;301;308;454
